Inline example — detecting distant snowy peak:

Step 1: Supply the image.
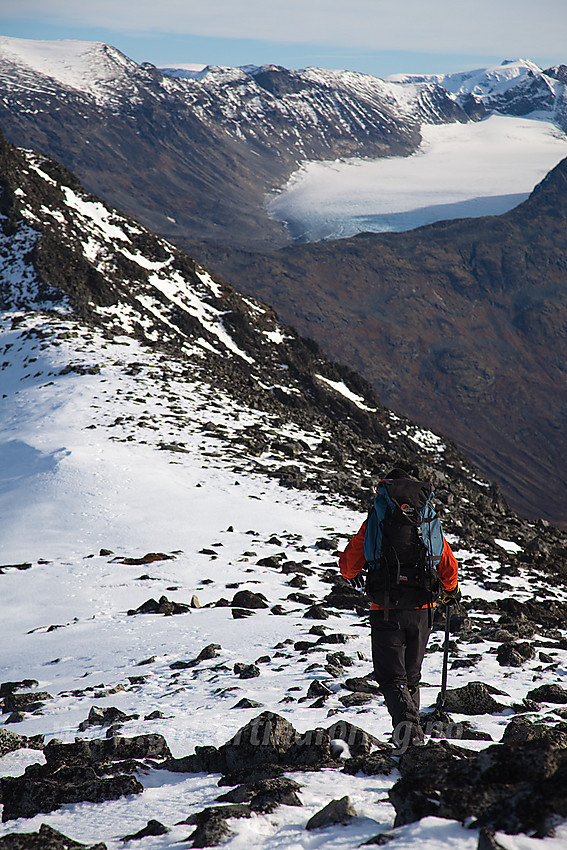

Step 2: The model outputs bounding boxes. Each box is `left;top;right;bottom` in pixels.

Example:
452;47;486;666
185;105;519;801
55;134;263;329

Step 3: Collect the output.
0;36;144;104
390;59;567;125
437;58;546;95
389;59;542;93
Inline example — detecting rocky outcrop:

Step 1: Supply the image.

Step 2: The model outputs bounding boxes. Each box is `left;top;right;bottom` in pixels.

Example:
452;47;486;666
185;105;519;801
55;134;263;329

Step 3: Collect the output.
389;733;567;836
0;823;106;849
0;734;170;821
306;796;357;830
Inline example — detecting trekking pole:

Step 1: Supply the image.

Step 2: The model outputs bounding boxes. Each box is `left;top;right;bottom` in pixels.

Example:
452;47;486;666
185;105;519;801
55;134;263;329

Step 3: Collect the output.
438;603;451;709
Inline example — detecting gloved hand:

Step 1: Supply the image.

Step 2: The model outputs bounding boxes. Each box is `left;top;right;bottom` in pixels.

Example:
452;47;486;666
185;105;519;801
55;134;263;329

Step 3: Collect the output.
348;573;366;590
441;584;462;605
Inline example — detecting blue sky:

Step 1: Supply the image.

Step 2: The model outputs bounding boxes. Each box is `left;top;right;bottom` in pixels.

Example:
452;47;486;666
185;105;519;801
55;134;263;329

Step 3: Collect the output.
1;0;566;77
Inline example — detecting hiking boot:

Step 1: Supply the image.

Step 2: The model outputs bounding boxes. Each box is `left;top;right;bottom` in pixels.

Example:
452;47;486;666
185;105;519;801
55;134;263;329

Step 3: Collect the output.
389;721;424;754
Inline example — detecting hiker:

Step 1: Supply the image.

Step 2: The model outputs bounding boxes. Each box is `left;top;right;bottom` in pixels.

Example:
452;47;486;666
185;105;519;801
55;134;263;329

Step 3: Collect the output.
339;467;460;748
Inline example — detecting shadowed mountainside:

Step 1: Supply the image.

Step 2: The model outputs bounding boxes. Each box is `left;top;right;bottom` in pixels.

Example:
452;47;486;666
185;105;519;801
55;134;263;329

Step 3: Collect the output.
186;159;567;525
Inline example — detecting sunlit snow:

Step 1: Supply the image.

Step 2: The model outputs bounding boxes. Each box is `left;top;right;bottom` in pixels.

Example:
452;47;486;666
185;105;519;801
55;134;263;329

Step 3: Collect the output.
268;115;567;241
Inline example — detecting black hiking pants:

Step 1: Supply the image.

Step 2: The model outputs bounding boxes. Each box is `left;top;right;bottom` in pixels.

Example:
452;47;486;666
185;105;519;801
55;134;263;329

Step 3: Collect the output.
370;607;431;732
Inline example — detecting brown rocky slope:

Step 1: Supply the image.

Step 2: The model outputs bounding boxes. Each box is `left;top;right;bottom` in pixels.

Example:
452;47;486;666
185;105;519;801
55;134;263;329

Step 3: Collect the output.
187;159;567;525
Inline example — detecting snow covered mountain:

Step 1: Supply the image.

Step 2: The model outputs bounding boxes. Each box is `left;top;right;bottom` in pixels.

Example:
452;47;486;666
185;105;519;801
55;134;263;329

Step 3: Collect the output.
392;58;567;128
0;36;429;250
1;38;565;253
1;130;567;850
1;36;565;522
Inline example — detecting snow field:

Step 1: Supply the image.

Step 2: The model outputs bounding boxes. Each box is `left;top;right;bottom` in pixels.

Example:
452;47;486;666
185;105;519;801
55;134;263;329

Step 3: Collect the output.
268;115;567;241
1;314;567;848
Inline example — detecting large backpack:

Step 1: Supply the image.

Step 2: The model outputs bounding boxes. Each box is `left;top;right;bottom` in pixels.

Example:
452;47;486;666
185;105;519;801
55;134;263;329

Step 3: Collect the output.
364;477;444;619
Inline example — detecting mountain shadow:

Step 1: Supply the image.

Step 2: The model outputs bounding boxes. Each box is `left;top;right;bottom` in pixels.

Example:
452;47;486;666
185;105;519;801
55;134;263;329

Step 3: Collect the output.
187;159;567;525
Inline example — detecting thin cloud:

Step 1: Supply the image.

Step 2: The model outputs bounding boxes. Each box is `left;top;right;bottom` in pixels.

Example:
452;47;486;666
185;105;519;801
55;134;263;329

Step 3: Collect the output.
4;0;567;57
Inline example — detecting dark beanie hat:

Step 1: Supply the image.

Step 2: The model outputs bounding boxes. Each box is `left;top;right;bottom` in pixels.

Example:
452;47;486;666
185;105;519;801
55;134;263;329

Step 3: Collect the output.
385;467;412;479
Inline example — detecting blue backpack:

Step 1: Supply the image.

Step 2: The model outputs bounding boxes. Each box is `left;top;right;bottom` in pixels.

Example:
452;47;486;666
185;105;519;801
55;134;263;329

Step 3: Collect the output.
364;477;444;618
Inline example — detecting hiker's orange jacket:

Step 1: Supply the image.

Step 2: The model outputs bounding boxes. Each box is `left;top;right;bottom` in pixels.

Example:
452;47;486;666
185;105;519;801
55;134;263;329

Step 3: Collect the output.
339;519;458;610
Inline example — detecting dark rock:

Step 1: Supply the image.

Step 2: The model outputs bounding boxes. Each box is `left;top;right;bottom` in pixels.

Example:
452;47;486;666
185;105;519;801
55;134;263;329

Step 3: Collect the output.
234;663;260;679
288;593;316;605
120;819;168;841
343;676;381;695
214;713;298;775
390;733;567;836
127;595;191;616
498;597;567;629
1;767;143;821
315;538;337;550
288;575;307;589
184;805;252;825
360;834;395;846
322;590;367;615
232;608;254;619
232;698;263;709
186;815;235;847
0;729;44;757
339;692;374;707
512;698;542;714
316;632;349;646
389;740;476;827
477;828;507;850
256;556;283;568
78;706;135;731
306;795;357;830
5;713;24;724
165;746;222;774
0;823;106;848
306;680;333;699
169;643;221;669
527;683;567;704
342;752;397;776
119;553;175;565
496;641;535;667
218;764;285;786
284;728;333;768
501;716;567;745
2;692;53;714
422;707;493;742
0;680;39;697
231;590;268;609
326;652;354;668
270;605;287;615
293;641;318;652
216;776;303;811
440;682;508;715
304;605;330;620
43;734;171;769
326;720;382;757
